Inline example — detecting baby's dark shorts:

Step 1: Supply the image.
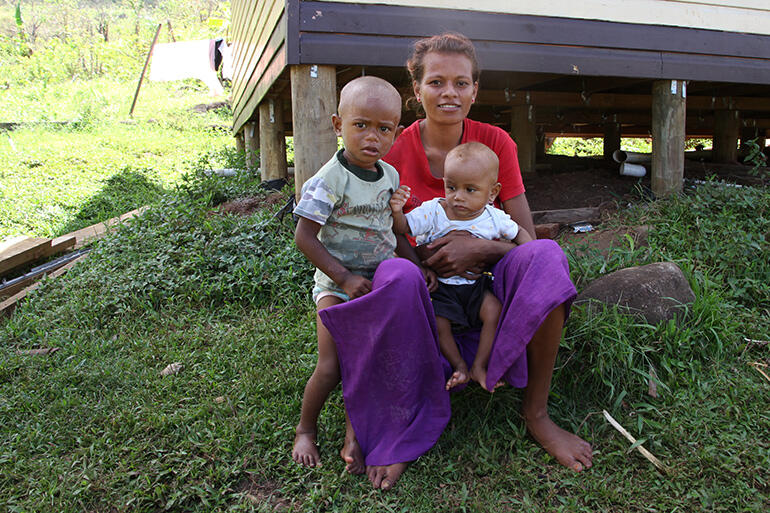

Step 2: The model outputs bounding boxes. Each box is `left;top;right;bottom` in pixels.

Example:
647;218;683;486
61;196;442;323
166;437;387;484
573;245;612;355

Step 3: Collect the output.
430;275;492;332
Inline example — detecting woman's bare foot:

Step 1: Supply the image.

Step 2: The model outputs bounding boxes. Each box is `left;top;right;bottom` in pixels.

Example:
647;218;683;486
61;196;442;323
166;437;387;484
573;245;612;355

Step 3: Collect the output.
340;435;364;474
366;462;408;490
445;367;470;390
292;429;321;467
525;412;593;471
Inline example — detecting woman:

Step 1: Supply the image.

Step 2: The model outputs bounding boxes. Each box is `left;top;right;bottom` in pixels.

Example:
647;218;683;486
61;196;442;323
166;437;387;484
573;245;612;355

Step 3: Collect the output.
319;33;593;490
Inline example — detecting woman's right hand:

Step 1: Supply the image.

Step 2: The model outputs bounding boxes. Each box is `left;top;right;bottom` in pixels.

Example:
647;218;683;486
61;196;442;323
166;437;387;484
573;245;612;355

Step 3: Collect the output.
340;273;372;299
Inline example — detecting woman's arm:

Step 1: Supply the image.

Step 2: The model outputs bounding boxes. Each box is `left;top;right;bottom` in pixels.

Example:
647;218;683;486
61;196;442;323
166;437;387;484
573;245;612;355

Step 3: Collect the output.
501;193;536;240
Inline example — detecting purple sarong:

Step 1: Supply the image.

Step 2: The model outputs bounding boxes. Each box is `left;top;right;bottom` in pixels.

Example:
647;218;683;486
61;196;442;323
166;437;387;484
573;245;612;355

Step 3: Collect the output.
319;239;576;466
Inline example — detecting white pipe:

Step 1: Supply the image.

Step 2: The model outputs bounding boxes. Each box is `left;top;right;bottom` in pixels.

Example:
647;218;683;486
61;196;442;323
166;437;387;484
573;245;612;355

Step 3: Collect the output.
619;163;647;177
613;150;652;164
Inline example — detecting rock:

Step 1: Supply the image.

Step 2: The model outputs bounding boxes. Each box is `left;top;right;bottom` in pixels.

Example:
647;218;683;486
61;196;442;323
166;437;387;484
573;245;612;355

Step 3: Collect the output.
160;362;184;376
575;262;695;324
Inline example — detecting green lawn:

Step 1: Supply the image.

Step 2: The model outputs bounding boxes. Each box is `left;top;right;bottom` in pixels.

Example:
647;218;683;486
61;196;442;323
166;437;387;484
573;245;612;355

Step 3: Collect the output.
1;169;767;512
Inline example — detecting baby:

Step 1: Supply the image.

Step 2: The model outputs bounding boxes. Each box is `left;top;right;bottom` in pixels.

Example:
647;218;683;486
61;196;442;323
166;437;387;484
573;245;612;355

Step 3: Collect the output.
391;141;532;391
292;76;428;472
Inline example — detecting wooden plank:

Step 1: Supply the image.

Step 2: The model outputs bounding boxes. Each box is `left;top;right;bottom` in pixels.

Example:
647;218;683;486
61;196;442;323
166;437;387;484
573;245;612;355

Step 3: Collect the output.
232;0;285;121
320;0;770;37
232;14;288;133
65;207;148;250
0;237;52;277
531;207;601;225
0;249;84;300
234;43;287;135
0;255;87;318
511;105;537;174
299;1;770;59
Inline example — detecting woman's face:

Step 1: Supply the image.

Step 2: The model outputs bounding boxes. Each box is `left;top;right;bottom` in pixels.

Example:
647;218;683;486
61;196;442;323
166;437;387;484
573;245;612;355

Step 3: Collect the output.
414;51;478;125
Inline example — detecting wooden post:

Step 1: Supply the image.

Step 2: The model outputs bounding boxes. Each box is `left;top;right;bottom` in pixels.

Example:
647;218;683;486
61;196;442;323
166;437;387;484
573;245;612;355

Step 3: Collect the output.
713;108;740;163
651;80;686;197
244;121;260;172
235;131;245;154
129;23;162;117
740;125;764;151
511;104;536;173
603;117;621;160
259;98;288;181
291;64;338;198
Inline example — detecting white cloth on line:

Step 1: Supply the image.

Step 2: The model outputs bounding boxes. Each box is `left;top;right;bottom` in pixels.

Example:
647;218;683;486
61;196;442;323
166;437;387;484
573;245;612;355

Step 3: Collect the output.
149;40;224;96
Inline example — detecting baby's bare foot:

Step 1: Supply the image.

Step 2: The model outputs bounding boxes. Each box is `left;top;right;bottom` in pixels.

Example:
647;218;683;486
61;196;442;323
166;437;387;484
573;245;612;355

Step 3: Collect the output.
366;462;408;490
525;412;593;471
340;435;364;474
445;368;470;390
292;430;321;467
469;366;504;392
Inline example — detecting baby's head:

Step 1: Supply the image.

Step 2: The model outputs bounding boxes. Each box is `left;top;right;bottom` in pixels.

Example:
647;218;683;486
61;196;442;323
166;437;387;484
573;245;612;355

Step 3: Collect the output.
443;142;501;218
332;76;402;171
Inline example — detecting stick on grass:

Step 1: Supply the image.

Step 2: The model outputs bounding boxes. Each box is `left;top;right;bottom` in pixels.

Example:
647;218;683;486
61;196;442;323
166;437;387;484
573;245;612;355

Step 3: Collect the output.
603;409;669;474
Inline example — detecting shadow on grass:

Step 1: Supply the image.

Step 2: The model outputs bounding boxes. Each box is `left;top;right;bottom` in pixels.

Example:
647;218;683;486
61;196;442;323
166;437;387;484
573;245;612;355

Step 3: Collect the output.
56;166;170;236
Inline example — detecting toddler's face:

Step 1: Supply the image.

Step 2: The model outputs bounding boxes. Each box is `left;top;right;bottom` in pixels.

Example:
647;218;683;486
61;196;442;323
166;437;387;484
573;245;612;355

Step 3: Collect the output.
332;97;401;170
442;156;499;220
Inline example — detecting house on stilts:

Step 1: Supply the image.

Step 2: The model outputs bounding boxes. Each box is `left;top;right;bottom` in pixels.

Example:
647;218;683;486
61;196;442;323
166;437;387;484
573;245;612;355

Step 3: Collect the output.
229;0;770;199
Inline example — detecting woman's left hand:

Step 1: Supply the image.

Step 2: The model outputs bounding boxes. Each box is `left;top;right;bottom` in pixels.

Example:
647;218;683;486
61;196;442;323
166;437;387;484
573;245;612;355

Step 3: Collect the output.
422;231;485;278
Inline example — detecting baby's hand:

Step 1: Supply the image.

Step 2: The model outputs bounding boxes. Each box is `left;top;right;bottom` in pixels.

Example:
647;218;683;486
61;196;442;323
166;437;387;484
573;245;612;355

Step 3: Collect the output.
389;185;411;213
422;266;438;292
340;273;372;299
446;364;470;390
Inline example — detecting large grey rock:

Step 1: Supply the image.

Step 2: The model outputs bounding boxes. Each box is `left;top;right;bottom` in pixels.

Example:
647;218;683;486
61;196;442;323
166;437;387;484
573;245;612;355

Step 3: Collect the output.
575;262;695;324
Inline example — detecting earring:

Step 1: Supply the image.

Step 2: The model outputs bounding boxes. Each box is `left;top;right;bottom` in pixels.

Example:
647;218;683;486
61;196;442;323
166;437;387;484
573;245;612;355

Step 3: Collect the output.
472;97;476;103
417;96;421;103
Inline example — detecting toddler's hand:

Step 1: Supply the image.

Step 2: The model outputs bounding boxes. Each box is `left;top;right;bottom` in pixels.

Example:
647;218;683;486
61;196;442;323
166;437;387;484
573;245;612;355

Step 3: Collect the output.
389;185;411;213
422;266;438;292
340;273;372;299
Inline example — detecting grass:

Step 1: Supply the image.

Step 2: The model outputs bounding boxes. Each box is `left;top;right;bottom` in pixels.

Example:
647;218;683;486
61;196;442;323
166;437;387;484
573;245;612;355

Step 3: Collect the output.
1;167;768;511
0;79;235;239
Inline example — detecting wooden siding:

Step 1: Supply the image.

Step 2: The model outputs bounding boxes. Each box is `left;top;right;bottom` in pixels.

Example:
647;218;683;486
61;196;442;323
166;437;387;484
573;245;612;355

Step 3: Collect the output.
231;0;288;133
297;1;770;84
324;0;770;36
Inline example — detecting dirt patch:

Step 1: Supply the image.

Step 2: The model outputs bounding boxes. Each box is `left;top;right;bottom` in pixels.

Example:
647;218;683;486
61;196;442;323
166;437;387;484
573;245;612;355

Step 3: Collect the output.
215;192;286;216
559;225;651;259
233;474;292;511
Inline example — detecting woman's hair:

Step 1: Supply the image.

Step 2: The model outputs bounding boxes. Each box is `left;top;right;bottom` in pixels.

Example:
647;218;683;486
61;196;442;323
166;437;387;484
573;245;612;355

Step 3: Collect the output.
406;32;481;84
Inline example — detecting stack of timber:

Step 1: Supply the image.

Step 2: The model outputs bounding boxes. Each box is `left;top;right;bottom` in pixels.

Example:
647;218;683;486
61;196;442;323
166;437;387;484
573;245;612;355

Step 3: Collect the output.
0;207;146;317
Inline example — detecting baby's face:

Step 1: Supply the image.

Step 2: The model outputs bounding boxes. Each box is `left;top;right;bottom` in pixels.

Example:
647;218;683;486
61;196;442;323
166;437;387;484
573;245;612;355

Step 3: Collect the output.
442;156;499;220
332;97;401;170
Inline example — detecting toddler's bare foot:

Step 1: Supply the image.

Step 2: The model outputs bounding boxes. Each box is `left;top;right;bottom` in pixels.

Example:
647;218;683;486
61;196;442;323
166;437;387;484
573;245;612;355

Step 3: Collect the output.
340;434;364;474
292;429;321;467
525;411;593;471
469;365;504;392
445;367;470;390
366;462;408;490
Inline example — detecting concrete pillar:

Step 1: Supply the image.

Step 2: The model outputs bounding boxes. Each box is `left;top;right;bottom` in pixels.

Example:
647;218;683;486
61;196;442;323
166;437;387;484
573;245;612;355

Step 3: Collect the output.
259;97;288;181
511;104;536;173
290;64;338;200
651;80;686;197
713;108;740;163
244;121;259;172
603;118;621;161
